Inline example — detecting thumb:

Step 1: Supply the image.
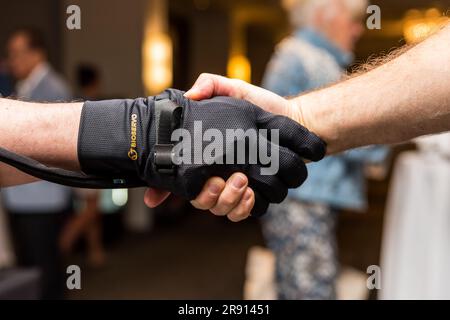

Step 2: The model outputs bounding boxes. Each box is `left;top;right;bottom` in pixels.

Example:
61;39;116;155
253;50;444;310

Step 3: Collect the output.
185;74;215;100
184;88;204;100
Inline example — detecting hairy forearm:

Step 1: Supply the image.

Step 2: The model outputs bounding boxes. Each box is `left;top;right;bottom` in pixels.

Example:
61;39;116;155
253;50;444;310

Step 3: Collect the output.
296;24;450;154
0;98;82;169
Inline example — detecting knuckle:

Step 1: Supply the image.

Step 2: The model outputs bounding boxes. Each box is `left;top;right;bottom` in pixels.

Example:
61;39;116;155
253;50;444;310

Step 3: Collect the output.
199;72;214;82
190;200;208;210
238;204;252;219
234;209;249;220
220;196;236;208
227;203;251;222
227;214;241;223
210;206;227;216
191;195;215;210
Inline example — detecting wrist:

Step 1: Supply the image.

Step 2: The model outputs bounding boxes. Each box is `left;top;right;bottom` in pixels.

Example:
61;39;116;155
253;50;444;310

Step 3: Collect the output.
0;99;82;169
78;98;154;175
292;93;341;155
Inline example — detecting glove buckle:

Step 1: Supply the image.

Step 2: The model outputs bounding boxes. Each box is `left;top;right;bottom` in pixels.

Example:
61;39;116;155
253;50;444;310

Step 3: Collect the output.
153;95;183;175
154;144;175;174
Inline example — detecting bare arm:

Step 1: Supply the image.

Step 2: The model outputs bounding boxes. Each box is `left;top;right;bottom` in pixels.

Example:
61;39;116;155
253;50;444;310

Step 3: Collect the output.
297;23;450;153
0;99;82;169
186;24;450;154
0;99;82;186
182;24;450;219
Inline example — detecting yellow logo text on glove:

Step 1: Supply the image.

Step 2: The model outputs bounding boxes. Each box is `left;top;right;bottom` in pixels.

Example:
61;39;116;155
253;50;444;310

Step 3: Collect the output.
128;113;138;160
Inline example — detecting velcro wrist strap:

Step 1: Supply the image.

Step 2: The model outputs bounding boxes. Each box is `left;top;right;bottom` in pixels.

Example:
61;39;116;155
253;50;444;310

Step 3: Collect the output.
153;96;183;175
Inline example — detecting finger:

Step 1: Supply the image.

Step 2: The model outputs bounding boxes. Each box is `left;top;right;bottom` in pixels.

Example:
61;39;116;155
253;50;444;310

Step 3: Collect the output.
185;73;245;101
275;144;308;188
185;74;296;127
210;173;248;216
184;73;218;100
256;111;326;161
143;188;171;208
250;190;270;217
227;188;255;222
247;165;287;204
257;133;307;188
190;177;226;210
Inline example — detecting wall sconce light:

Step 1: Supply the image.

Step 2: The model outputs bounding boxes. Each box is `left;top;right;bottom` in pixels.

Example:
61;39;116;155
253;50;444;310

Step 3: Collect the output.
142;0;172;95
403;8;448;44
227;5;280;84
227;54;251;83
142;33;172;95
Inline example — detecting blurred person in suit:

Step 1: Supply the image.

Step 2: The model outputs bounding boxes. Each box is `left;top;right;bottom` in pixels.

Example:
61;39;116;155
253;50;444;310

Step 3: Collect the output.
0;59;13;97
260;0;388;299
75;64;102;100
1;27;72;299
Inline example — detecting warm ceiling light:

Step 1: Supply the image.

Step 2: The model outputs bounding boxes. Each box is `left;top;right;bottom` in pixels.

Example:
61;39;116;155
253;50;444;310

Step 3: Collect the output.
425;8;441;18
142;0;172;95
142;33;173;95
227;55;251;83
403;8;449;44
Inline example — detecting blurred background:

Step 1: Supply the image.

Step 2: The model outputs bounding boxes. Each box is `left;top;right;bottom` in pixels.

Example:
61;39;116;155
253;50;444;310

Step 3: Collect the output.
0;0;449;300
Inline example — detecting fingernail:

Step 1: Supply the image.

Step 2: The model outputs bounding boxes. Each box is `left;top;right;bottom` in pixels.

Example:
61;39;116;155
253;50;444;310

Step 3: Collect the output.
184;88;198;98
244;190;252;201
208;183;221;195
232;174;246;189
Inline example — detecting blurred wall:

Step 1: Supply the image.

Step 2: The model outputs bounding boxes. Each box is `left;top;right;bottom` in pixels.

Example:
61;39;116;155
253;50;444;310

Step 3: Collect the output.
0;201;15;267
62;0;230;97
170;1;230;89
62;0;147;97
0;0;62;70
188;9;229;86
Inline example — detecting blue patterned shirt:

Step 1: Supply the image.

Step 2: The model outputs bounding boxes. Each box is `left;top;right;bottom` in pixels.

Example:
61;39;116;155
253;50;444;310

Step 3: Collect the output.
262;28;389;210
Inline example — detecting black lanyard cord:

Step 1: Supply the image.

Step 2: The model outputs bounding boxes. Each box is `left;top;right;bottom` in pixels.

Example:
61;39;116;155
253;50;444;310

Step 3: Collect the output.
0;147;145;189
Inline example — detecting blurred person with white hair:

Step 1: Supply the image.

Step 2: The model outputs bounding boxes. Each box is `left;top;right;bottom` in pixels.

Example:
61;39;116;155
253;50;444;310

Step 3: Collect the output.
260;0;389;299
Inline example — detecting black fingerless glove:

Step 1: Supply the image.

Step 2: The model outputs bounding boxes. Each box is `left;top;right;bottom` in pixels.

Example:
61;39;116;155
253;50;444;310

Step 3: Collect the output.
77;89;326;216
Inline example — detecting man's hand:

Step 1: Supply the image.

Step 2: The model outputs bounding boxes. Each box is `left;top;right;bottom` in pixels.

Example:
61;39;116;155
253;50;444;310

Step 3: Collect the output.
144;172;254;222
144;73;309;222
185;73;302;123
74;88;321;217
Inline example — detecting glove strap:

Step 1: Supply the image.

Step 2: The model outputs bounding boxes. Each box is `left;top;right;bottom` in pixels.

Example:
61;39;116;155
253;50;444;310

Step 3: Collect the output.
0;146;145;188
153;95;182;174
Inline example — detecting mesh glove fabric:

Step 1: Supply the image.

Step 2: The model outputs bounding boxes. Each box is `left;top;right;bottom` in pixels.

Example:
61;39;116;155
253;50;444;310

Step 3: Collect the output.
78;89;328;216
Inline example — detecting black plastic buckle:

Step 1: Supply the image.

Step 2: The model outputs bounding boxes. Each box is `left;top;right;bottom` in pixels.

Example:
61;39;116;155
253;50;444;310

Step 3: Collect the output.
154;95;183;175
154;144;175;174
